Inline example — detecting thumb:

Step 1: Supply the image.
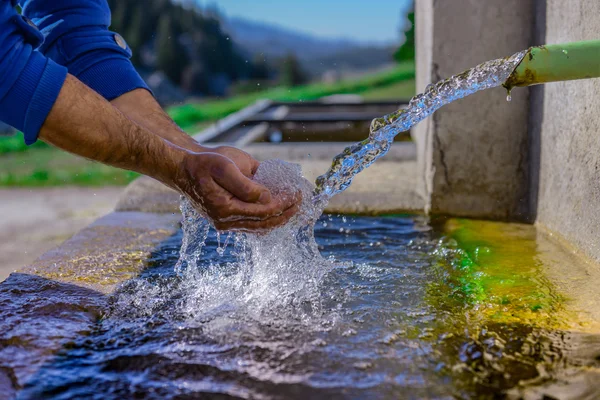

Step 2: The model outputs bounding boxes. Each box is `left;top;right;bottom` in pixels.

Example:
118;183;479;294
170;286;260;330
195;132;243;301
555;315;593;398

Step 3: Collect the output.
212;159;272;204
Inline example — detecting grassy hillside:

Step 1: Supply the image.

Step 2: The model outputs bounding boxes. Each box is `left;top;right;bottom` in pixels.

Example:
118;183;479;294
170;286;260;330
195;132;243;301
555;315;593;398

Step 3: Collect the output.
169;62;415;132
0;146;139;187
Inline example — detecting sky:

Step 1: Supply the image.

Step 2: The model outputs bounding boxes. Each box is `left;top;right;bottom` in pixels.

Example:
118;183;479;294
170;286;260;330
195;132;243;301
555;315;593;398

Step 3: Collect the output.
193;0;412;44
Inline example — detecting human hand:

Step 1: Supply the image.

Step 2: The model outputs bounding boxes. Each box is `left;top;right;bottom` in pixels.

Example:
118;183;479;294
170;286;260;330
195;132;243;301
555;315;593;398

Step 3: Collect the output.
37;76;298;234
176;151;300;231
211;146;259;179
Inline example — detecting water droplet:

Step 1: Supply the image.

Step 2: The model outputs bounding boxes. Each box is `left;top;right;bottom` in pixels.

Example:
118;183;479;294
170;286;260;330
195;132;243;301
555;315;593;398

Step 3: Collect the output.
353;361;373;370
342;328;357;337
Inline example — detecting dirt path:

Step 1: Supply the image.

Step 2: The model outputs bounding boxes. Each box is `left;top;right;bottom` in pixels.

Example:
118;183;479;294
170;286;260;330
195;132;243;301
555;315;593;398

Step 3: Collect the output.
0;187;123;282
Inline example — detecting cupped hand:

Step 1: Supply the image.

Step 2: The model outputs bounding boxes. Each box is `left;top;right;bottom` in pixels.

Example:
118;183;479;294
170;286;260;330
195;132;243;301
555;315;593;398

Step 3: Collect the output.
176;150;300;232
211;146;259;178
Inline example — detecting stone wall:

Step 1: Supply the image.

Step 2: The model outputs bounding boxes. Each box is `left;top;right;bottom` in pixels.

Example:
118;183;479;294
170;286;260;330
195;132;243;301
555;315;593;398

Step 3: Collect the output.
416;0;600;261
414;0;534;221
533;1;600;261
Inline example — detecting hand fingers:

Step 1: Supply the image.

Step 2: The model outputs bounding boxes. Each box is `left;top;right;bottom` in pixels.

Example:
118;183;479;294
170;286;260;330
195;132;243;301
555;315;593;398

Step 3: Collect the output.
221;189;301;221
250;157;260;176
214;202;300;232
211;157;272;204
213;146;259;178
195;175;301;223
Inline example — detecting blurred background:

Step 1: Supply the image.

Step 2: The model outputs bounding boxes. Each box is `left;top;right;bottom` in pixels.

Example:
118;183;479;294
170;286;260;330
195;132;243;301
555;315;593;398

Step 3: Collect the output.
0;0;415;276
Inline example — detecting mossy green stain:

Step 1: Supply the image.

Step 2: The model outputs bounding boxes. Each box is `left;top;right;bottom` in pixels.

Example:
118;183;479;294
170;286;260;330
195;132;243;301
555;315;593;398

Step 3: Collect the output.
426;218;569;329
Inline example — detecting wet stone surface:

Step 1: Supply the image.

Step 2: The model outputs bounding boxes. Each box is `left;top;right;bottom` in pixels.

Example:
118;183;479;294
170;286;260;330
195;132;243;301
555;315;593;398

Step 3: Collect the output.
0;212;180;397
3;215;600;399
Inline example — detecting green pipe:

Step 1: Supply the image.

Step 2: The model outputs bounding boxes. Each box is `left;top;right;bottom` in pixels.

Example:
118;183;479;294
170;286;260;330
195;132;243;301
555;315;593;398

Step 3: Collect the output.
503;39;600;90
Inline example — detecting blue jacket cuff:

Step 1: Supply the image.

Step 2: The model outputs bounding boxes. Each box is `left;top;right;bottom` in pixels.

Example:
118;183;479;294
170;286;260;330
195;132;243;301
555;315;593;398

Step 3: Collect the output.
23;56;68;145
77;55;150;101
0;50;68;145
41;26;150;101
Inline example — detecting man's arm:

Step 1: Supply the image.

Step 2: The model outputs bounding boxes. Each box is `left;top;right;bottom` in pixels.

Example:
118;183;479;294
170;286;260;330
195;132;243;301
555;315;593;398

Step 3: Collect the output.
24;0;269;185
21;0;204;152
41;75;298;231
110;89;259;179
110;89;205;152
10;1;299;230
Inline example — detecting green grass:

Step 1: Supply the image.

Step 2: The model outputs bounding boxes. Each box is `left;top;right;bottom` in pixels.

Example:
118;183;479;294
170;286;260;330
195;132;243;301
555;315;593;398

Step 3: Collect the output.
0;146;139;187
169;62;415;132
0;133;49;155
360;79;416;100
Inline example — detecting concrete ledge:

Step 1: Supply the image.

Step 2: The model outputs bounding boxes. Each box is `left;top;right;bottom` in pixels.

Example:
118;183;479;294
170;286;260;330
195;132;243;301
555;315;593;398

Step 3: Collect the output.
20;211;180;294
117;176;181;214
116;159;424;215
535;222;600;328
0;211;180;393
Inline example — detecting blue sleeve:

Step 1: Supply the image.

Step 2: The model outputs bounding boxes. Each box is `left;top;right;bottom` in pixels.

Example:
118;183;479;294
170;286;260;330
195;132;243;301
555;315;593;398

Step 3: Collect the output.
0;0;68;145
20;0;150;101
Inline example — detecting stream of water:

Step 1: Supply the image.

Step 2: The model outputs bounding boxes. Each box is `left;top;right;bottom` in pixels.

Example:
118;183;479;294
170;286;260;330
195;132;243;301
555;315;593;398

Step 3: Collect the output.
313;50;526;203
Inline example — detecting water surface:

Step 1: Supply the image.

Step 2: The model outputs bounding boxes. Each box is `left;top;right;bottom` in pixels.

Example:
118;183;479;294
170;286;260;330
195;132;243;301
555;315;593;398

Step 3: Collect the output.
17;215;600;399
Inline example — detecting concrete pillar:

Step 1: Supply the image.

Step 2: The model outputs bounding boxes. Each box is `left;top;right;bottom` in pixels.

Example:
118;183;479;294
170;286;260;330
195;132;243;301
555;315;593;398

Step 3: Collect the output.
414;0;534;221
533;0;600;262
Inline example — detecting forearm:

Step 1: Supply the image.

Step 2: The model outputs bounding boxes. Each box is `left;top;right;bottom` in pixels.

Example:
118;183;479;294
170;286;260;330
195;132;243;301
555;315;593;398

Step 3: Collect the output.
39;75;185;188
111;89;206;152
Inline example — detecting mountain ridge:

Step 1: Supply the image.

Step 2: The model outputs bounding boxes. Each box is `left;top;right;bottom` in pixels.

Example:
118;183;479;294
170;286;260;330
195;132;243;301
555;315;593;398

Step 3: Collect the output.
222;16;396;76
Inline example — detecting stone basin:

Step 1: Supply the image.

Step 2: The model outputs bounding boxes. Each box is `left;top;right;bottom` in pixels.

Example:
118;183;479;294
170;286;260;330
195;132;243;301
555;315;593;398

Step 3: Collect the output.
2;146;600;398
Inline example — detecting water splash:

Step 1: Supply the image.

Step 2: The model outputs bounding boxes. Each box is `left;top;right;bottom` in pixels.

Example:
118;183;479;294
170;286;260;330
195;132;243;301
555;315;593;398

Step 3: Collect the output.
313;50;526;205
170;51;527;323
173;160;333;323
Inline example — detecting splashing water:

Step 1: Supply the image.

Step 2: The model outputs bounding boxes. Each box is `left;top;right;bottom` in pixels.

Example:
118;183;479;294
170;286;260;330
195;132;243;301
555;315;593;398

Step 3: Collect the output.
313;50;526;204
174;160;332;322
167;51;527;324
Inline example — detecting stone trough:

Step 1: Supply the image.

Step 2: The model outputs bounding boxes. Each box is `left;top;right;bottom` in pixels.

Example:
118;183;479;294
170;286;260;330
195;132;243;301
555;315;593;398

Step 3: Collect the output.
3;138;600;397
0;139;426;396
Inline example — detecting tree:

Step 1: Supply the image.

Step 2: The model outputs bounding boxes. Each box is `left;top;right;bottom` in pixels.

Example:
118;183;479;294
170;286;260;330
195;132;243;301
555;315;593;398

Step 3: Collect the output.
156;14;188;84
394;5;415;63
109;0;127;34
279;54;307;87
104;0;257;97
181;63;210;94
126;4;145;66
251;55;271;80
